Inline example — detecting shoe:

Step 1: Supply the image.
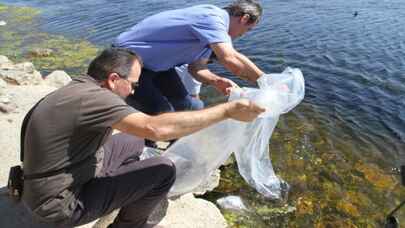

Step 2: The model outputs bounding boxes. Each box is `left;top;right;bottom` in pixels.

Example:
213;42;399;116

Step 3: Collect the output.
145;139;158;149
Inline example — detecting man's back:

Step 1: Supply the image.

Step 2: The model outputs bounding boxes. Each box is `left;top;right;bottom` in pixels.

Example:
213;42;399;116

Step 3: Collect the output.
114;4;231;71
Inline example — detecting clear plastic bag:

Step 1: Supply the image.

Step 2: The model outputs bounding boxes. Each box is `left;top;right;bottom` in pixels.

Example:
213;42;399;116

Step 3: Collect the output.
164;67;305;199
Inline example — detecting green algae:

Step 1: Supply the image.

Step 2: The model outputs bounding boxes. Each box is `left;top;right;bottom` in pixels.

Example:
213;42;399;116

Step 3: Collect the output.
26;36;99;75
12;6;40;23
0;30;23;58
0;4;40;24
0;3;8;12
0;3;98;76
203;103;405;227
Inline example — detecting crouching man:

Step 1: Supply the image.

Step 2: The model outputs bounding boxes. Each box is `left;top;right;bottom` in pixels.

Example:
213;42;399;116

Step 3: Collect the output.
21;48;264;228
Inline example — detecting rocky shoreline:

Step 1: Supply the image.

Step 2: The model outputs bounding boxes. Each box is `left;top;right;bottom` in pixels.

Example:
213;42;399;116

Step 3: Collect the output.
0;55;227;228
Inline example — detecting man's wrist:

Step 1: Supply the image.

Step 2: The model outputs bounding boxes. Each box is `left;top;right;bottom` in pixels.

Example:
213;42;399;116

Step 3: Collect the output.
222;102;234;119
209;76;222;87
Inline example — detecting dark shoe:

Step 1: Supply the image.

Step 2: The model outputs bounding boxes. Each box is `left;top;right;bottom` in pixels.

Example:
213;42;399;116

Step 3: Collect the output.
145;139;158;149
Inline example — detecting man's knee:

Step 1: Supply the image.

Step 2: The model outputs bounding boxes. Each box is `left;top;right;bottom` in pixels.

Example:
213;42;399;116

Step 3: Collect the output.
157;157;176;178
154;157;176;189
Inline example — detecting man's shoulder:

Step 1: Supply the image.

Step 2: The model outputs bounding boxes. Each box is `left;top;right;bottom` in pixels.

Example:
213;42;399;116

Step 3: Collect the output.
192;4;222;10
153;4;225;21
47;75;118;106
65;75;107;94
188;4;230;34
189;4;225;15
181;4;228;28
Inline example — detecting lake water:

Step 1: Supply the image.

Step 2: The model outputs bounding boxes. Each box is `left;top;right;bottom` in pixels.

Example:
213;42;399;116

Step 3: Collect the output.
1;0;404;226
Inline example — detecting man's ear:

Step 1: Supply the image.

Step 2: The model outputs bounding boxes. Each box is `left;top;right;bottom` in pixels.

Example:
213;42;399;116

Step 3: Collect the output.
241;14;251;24
106;72;120;90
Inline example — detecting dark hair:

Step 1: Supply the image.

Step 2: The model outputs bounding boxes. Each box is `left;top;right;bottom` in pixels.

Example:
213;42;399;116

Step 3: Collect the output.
224;0;263;24
87;48;143;81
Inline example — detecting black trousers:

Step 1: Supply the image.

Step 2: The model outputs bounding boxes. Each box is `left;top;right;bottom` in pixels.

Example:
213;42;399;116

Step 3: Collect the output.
126;68;204;115
68;133;176;228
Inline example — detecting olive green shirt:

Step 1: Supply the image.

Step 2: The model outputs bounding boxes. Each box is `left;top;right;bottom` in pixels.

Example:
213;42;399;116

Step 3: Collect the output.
22;75;137;223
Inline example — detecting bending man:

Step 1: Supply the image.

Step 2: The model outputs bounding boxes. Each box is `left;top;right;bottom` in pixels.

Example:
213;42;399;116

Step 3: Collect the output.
114;0;265;115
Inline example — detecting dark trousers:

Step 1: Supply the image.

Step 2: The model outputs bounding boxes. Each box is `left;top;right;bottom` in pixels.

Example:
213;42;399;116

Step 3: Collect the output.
68;133;176;228
126;68;204;115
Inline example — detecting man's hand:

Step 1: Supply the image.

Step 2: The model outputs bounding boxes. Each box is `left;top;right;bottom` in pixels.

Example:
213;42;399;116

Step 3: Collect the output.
225;99;265;122
213;77;240;95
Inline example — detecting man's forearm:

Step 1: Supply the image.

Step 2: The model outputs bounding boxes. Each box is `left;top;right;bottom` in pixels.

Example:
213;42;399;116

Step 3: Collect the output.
188;62;223;87
146;98;264;140
221;52;263;82
113;99;264;141
190;68;221;86
235;52;264;82
146;103;230;141
190;67;239;95
115;103;231;141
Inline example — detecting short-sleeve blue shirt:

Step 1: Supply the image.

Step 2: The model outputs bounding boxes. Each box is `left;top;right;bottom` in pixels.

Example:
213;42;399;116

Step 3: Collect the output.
114;5;231;72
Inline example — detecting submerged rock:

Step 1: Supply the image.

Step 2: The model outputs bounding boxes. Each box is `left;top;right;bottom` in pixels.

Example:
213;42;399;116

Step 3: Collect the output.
296;196;314;215
355;162;397;189
27;48;54;58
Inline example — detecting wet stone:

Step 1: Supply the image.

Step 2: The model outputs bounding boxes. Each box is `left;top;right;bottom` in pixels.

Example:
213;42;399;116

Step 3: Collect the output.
27;48;54;58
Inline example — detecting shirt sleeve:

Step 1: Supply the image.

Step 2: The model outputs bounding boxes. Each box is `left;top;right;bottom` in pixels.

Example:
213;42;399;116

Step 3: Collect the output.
190;11;232;45
78;88;137;130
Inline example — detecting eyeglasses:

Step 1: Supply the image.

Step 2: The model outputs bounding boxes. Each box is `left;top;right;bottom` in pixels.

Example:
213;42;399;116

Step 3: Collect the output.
106;72;140;94
130;81;139;90
121;79;139;95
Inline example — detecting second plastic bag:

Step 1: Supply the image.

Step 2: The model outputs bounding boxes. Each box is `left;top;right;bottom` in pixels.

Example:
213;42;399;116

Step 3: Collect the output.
164;67;305;199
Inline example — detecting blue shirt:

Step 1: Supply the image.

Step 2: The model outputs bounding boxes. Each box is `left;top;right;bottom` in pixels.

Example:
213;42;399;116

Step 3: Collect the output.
114;5;232;72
